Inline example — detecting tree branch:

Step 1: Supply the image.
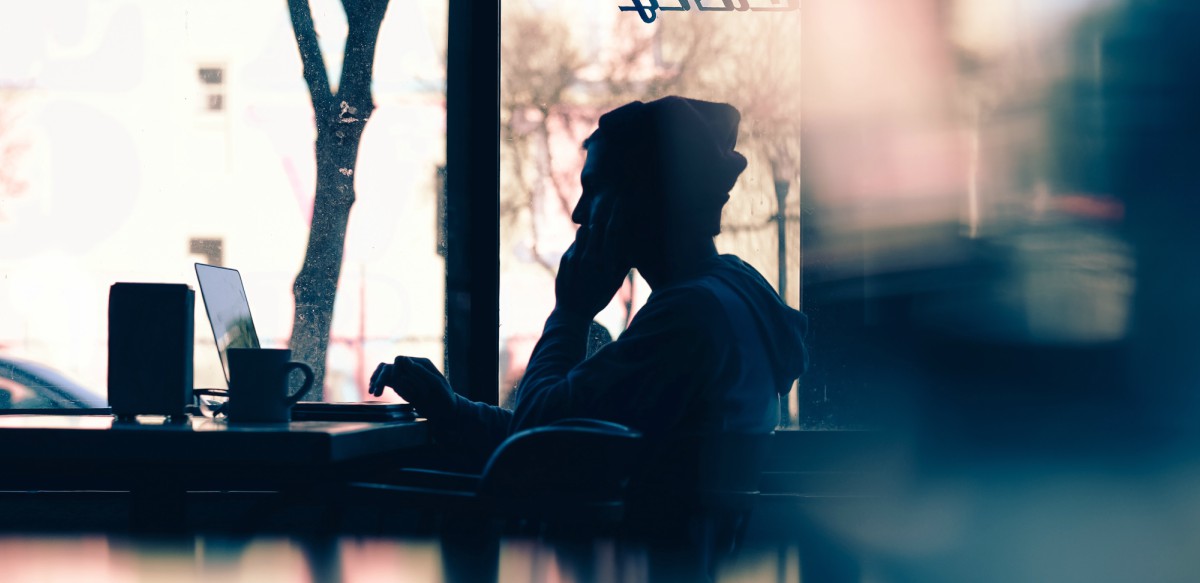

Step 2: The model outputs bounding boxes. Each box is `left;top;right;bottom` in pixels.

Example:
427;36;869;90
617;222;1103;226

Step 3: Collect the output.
337;0;390;114
542;112;579;220
503;109;558;278
287;0;334;112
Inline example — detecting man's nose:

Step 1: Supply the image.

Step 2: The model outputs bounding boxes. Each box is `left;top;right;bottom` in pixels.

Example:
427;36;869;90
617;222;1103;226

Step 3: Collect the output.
571;196;592;225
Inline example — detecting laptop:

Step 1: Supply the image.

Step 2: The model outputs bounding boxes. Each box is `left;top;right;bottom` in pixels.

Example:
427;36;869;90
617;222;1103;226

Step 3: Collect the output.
193;263;415;421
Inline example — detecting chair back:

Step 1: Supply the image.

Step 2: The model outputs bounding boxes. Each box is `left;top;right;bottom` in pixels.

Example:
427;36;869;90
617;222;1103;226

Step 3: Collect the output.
625;431;771;544
477;418;643;522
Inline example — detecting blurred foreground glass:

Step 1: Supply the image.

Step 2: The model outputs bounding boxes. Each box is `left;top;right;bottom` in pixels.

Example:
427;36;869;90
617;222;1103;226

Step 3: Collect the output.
798;0;1142;432
0;534;797;582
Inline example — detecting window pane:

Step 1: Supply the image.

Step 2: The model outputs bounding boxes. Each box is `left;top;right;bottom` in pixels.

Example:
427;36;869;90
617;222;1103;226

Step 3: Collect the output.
498;2;803;410
0;0;447;406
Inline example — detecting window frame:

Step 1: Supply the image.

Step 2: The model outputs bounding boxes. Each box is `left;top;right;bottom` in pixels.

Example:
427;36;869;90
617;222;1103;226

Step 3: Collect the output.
444;0;501;405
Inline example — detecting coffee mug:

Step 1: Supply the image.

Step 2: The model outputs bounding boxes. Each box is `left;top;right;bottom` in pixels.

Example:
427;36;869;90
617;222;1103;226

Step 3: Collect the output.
226;348;313;423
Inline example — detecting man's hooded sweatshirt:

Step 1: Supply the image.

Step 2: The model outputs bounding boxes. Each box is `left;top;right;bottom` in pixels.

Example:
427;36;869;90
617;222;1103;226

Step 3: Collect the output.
438;254;809;457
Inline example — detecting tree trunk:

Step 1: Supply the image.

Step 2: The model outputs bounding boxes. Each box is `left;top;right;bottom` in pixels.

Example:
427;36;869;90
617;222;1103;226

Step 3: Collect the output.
289;114;365;399
286;0;389;399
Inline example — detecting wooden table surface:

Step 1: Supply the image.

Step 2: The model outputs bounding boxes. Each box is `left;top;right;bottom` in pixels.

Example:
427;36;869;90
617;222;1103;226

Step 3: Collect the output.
0;414;429;466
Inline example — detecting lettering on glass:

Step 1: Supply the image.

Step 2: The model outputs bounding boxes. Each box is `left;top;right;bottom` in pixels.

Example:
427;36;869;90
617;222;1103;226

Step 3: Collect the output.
619;0;798;23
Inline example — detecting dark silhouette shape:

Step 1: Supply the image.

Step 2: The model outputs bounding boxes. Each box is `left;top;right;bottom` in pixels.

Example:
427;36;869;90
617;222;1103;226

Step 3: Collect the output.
371;96;808;459
372;96;807;457
107;283;194;421
225;348;313;424
347;418;642;523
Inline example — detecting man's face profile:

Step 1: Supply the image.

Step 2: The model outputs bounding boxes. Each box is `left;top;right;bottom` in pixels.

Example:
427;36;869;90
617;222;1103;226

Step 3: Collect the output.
574;139;614;228
572;137;645;268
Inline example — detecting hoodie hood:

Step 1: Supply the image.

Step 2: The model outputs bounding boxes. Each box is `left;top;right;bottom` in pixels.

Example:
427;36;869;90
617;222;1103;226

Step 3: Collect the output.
703;255;809;394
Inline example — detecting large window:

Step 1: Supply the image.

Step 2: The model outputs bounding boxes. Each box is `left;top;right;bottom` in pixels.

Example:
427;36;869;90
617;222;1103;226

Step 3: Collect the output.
0;0;447;406
0;0;1171;435
498;1;804;418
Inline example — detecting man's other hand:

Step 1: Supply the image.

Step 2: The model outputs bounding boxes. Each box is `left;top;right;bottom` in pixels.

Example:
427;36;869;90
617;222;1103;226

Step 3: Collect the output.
556;205;631;318
369;356;455;420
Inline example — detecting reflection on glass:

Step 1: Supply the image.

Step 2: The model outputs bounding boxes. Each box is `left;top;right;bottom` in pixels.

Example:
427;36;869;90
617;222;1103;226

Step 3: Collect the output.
196;264;261;385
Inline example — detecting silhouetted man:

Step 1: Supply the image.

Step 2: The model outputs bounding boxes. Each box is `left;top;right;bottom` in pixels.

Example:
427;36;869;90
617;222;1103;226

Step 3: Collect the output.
370;96;808;458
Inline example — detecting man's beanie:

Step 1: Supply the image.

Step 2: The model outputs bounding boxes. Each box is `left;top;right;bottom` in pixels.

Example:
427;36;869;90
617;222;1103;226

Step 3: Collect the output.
591;96;748;236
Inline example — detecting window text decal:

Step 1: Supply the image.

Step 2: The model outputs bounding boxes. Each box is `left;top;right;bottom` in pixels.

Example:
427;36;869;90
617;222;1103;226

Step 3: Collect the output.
619;0;799;24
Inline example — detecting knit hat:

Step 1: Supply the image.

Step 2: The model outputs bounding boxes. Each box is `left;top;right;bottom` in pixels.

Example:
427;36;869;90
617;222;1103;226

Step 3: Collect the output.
587;96;748;236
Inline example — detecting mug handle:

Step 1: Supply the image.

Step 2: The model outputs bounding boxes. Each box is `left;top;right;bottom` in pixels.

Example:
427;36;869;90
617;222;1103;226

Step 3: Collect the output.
284;361;314;405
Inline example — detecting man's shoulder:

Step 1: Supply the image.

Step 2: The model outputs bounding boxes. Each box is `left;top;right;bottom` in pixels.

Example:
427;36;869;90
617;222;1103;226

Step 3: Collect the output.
634;255;776;330
635;278;735;338
644;277;725;313
652;256;755;300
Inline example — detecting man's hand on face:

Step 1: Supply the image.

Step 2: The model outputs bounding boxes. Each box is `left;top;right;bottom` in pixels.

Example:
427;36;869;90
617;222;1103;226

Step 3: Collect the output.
369;356;456;420
555;196;632;318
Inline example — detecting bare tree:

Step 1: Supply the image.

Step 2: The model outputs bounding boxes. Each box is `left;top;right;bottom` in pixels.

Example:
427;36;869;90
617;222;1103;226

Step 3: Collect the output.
601;13;725;106
500;4;585;275
286;0;390;398
499;5;729;274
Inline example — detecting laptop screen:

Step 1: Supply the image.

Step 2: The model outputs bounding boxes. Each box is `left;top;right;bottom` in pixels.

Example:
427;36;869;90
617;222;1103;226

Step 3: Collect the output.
194;263;261;385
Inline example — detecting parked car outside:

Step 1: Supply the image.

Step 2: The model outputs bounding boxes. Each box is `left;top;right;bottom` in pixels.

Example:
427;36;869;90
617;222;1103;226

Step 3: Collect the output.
0;356;107;410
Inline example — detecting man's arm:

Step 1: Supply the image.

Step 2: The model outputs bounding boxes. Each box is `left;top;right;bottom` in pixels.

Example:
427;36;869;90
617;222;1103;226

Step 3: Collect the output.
509;286;727;434
506;307;593;430
369;356;512;455
436;393;513;455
